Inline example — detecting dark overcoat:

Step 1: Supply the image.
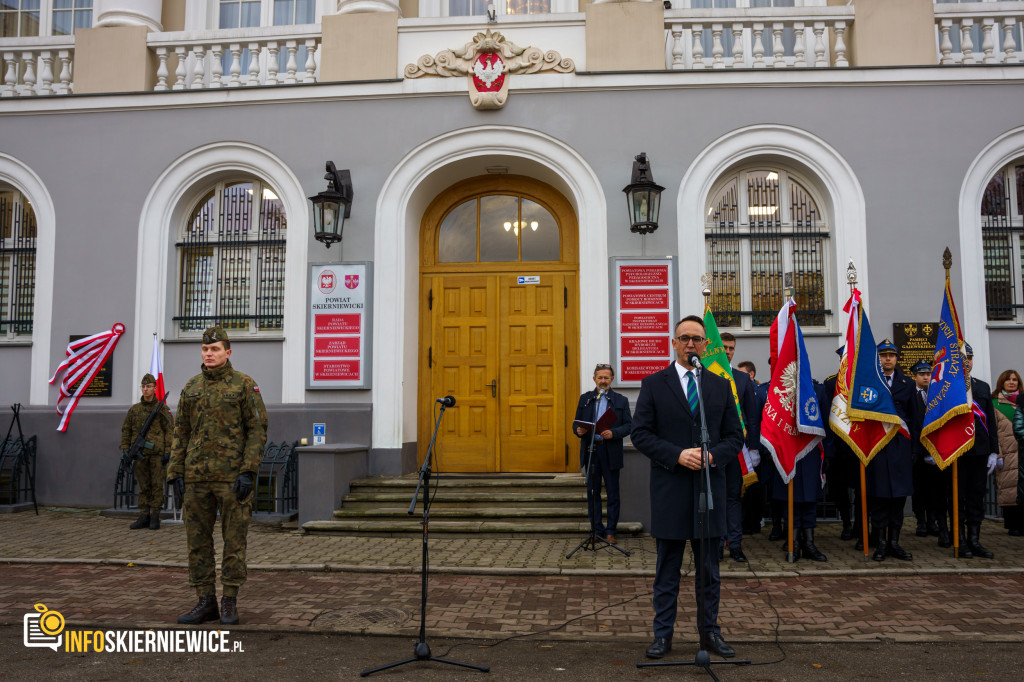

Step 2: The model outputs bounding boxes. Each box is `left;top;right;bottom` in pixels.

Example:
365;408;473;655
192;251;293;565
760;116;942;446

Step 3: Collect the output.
573;388;632;470
631;364;744;539
865;371;915;498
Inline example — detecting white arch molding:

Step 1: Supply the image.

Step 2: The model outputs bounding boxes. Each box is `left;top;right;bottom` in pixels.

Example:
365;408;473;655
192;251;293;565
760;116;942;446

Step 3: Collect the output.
134;142;309;402
0;153;56;404
677;124;868;329
958;126;1024;384
373;126;608;451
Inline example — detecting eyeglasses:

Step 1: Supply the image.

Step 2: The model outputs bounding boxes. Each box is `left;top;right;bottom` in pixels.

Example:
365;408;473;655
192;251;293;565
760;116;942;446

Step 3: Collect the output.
675;335;706;345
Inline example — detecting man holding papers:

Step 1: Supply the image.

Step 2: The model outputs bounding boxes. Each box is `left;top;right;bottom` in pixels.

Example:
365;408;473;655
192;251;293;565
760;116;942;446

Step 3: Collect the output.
573;363;633;544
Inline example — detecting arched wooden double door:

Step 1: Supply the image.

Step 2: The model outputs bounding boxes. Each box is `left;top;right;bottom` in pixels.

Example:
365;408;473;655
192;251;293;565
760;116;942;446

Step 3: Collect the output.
418;176;579;472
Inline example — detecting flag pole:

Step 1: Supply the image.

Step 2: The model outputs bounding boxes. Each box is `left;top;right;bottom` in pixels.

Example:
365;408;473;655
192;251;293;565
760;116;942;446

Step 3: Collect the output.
846;261;871;557
944;249;961;558
787;480;796;562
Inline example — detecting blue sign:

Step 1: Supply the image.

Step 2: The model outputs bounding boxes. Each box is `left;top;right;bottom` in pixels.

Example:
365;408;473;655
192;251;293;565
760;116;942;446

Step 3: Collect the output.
313;423;325;436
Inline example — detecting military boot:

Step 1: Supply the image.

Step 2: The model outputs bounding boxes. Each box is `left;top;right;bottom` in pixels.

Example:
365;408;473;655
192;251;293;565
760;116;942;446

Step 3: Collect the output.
855;526;873;552
915;516;928;537
871;528;887;562
768;513;784;541
957;525;973;558
178;596;220;625
220;597;239;625
887;526;913;561
936;517;952;548
840;520;853;541
129;513;150;530
149;512;160;530
799;528;828;562
926;511;940;537
967;524;994;559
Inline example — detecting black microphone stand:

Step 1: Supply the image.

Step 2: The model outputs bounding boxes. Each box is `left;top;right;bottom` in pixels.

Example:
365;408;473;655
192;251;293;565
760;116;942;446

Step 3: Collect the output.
638;360;750;680
567;391;629;558
361;401;489;677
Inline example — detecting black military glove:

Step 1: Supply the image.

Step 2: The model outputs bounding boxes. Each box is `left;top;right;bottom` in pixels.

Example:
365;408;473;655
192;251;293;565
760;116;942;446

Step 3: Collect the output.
171;477;185;509
232;472;254;502
161;453;169;466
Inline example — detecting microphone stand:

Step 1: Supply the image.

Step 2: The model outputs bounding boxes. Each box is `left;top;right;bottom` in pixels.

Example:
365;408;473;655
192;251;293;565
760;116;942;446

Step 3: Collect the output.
567;391;629;558
638;360;750;680
361;401;489;677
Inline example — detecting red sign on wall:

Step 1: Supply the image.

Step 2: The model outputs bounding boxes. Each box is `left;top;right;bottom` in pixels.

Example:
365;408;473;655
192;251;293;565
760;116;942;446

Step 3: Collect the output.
620;289;670;309
620;312;670;334
619;265;670;287
314;313;361;334
621;360;672;382
621;336;670;358
313;336;361;357
313;360;361;381
309;263;370;389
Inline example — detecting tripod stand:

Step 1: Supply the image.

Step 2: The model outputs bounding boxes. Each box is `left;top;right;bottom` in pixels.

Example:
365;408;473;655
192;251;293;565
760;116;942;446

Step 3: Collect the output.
637;360;749;680
567;406;629;558
361;400;489;677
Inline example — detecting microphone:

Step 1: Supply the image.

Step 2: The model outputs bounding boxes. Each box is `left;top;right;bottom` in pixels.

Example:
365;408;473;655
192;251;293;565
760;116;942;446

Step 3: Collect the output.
436;395;456;407
687;353;703;369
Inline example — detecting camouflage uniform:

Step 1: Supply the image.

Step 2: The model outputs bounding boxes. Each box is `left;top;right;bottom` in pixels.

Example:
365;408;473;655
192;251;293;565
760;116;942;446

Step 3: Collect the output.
168;356;267;598
120;390;173;516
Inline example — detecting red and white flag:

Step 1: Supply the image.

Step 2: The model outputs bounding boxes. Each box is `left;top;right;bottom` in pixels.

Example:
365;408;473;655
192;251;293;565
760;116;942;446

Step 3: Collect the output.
149;333;167;402
49;323;125;432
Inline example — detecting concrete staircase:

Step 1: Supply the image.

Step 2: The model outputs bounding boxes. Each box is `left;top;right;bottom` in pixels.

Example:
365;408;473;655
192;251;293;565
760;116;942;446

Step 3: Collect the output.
301;473;644;537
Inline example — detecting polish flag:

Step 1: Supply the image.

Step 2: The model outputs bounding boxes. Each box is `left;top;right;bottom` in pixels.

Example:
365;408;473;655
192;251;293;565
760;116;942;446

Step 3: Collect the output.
149;334;166;402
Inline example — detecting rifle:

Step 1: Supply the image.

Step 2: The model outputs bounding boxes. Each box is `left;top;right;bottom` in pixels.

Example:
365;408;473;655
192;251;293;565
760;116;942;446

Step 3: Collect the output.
126;392;170;462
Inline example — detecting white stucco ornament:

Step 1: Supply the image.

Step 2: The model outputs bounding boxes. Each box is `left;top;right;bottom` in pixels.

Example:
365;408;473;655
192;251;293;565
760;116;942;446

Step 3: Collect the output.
405;29;574;110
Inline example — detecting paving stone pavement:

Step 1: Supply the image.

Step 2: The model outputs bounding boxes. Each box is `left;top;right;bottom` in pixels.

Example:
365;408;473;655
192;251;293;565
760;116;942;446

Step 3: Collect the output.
2;509;1023;644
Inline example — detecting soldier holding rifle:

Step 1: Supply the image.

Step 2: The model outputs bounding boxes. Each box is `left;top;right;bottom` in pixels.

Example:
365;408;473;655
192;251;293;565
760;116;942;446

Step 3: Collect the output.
120;373;173;530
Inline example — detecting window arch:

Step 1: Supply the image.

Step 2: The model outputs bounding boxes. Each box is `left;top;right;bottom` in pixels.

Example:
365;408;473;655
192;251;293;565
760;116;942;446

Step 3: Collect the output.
0;184;36;339
437;192;560;263
705;166;831;329
981;159;1024;323
174;177;287;336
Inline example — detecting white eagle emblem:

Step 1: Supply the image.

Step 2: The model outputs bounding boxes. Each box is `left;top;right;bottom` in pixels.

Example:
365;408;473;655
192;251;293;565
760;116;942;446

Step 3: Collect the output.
772;361;799;415
474;54;503;88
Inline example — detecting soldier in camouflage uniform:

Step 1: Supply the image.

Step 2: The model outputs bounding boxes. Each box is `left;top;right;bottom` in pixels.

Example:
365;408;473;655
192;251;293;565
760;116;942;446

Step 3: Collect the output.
120;373;173;530
167;327;267;626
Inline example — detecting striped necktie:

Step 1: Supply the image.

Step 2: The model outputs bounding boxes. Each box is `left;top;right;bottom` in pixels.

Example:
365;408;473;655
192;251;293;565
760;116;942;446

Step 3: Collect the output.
685;371;699;414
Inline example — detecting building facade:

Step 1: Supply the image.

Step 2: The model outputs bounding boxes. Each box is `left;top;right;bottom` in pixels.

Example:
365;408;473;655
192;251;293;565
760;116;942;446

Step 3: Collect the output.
2;0;1023;509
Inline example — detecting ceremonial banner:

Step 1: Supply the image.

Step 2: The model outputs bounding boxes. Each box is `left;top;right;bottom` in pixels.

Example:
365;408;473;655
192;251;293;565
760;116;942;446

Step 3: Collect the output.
829;289;904;466
920;275;974;468
149;333;167;402
760;300;824;483
49;323;125;432
701;304;746;436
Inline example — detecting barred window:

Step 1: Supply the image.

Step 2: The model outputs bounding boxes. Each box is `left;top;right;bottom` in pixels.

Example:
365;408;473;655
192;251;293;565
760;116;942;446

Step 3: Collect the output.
981;161;1024;323
174;179;286;336
0;186;36;339
705;168;831;330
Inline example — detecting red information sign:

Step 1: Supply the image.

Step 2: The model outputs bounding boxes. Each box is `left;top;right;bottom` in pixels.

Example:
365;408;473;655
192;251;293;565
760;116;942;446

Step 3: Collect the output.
313;360;361;381
621;336;670;358
619;265;670;287
315;314;361;334
620;312;670;334
313;336;360;357
621;360;671;382
620;289;670;309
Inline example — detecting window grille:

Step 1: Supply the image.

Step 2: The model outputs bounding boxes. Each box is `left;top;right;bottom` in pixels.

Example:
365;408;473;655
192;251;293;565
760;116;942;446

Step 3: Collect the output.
0;188;36;339
981;163;1024;323
705;169;830;330
174;180;286;335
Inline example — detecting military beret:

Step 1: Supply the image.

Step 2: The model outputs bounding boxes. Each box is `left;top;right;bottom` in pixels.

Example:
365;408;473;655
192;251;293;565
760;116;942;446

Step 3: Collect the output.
141;373;156;385
911;360;931;374
202;326;229;344
963;342;973;357
876;339;898;354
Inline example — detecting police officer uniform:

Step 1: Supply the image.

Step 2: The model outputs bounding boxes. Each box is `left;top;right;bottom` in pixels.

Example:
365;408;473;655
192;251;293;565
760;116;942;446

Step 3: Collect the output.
120;373;173;530
168;327;268;625
907;359;955;548
823;346;862;542
865;339;915;561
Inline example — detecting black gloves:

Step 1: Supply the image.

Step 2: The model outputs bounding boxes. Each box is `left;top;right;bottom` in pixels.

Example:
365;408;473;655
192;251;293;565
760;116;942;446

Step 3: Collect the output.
232;472;254;502
171;477;185;509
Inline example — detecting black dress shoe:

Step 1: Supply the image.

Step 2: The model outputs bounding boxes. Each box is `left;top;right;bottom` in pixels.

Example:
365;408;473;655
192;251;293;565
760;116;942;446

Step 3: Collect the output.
840;524;853;541
646;637;671;659
705;633;735;658
729;549;748;563
768;525;783;541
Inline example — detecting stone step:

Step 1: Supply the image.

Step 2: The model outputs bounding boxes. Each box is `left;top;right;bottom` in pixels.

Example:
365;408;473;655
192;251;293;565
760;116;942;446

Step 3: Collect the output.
333;506;588;520
341;491;589;508
303;519;644;537
348;475;586;494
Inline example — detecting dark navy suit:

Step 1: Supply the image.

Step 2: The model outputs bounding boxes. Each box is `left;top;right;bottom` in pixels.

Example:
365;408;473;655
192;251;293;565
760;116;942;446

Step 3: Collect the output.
723;369;760;549
959;377;999;526
631;363;743;641
573;388;632;536
865;371;915;531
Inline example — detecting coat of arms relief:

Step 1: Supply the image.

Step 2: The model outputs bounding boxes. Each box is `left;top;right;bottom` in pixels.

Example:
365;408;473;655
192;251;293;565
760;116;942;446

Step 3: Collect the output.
404;29;575;110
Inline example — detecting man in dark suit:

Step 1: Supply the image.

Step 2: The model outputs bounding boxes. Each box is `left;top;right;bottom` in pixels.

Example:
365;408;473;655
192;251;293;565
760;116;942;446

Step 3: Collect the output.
865;339;916;561
959;343;1000;559
632;315;744;660
907;359;954;548
573;363;633;544
719;332;761;562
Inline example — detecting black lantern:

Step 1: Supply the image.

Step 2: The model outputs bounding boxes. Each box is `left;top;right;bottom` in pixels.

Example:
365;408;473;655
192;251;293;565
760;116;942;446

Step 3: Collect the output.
308;161;353;248
622;152;664;235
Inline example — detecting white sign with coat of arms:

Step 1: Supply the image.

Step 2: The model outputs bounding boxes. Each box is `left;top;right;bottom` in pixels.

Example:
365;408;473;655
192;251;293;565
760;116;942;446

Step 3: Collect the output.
308;262;372;389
